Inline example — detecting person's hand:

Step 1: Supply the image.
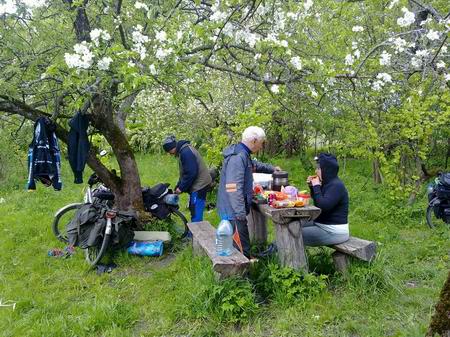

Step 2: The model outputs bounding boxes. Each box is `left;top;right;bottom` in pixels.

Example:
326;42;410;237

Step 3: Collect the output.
310;176;321;187
175;187;182;194
274;166;282;172
306;175;315;186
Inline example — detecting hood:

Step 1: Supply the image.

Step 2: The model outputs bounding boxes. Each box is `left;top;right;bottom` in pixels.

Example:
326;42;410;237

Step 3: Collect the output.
175;140;190;154
222;143;250;159
318;153;339;184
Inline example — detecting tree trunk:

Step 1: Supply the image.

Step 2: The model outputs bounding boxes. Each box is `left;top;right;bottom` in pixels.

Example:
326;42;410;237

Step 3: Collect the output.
372;158;383;184
427;271;450;337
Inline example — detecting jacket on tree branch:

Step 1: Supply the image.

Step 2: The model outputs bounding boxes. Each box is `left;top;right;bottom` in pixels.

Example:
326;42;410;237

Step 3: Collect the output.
27;117;62;190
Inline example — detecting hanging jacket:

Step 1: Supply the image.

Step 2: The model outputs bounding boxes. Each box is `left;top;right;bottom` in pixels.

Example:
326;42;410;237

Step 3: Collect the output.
68;112;90;184
310;153;349;224
217;143;274;220
27;117;62;190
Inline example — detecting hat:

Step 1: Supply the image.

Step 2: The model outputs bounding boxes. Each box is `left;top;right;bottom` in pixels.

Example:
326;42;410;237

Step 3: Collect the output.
162;135;177;152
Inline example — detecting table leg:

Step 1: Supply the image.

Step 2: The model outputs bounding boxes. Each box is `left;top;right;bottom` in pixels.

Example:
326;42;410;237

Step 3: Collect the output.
247;204;268;245
274;219;309;272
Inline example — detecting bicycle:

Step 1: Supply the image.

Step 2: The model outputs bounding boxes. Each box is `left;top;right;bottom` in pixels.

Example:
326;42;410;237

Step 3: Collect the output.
52;173;189;266
426;172;450;228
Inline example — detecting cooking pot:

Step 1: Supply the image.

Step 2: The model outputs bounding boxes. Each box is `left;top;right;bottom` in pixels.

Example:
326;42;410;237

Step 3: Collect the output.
272;171;288;191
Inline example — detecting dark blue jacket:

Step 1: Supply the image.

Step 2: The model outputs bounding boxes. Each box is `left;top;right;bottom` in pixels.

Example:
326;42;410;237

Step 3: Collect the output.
311;153;349;224
27;117;62;190
176;140;197;192
68;112;90;184
217;143;274;220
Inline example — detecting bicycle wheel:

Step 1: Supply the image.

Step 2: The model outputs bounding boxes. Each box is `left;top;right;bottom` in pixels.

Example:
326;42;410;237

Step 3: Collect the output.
426;205;446;228
85;233;110;267
169;209;189;238
52;203;83;243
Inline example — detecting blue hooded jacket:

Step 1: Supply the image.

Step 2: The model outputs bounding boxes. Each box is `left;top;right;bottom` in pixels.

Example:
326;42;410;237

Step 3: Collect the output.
311;153;349;224
217;143;274;220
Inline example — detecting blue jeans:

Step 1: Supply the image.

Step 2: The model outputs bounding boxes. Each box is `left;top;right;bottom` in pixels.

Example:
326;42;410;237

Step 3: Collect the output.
302;221;349;246
189;187;208;222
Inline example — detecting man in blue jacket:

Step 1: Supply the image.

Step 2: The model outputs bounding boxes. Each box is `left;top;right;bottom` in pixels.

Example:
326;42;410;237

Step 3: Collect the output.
304;153;349;246
163;136;212;225
217;126;280;258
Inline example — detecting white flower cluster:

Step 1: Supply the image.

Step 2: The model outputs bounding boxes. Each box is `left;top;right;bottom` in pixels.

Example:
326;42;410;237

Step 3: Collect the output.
387;0;399;10
234;29;260;48
411;49;430;68
132;25;149;60
352;26;364;33
210;1;228;22
134;1;149;11
64;42;94;69
155;47;173;60
271;84;280;94
155;30;167;42
149;64;157;75
426;30;440;41
290;56;302;70
90;28;111;47
390;37;407;53
0;0;16;15
397;7;415;27
345;54;354;66
436;60;446;69
97;56;113;71
304;0;313;12
372;73;392;91
379;50;391;66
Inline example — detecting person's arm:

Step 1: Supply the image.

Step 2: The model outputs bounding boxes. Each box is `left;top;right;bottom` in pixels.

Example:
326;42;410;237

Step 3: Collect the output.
177;148;199;193
252;160;275;174
311;183;343;212
225;155;247;220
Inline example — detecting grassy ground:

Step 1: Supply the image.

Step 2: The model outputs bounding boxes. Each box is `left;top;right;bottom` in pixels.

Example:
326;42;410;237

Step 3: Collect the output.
0;153;448;337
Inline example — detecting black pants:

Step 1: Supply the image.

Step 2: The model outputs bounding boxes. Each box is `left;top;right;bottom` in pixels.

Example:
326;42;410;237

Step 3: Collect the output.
232;219;251;258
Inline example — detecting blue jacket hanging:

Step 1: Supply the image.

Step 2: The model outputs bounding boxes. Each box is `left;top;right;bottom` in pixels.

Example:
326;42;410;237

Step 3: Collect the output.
27;117;62;190
68;112;90;184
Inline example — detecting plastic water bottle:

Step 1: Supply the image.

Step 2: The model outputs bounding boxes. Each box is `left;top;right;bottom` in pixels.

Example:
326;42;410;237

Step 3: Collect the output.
216;219;234;256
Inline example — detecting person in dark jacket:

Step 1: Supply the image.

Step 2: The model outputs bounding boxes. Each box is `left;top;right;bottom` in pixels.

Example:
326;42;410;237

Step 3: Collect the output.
163;136;212;226
68;112;90;184
217;126;281;258
304;153;349;246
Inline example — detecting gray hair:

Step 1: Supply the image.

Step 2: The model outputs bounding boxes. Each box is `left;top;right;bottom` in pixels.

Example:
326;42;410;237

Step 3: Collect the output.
241;126;266;143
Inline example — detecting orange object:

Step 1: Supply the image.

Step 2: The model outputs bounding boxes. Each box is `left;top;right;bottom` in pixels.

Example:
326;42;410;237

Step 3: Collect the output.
275;192;288;201
253;184;264;195
294;200;305;207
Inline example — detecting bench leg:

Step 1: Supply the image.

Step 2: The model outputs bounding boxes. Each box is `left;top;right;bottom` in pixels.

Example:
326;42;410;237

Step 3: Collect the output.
332;251;350;274
247;205;268;245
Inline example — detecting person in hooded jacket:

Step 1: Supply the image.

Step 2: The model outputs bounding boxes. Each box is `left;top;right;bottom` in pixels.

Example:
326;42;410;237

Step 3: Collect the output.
162;136;212;227
304;153;349;246
217;126;281;258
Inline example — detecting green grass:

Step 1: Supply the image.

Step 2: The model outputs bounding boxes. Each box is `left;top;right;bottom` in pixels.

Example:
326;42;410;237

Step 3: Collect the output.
0;154;448;336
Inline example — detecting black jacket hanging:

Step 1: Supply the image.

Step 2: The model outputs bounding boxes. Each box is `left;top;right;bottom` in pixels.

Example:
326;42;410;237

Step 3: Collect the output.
27;117;62;190
68;112;90;184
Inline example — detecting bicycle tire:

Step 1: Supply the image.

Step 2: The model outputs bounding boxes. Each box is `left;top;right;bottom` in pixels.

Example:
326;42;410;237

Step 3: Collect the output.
52;203;83;243
170;208;189;238
85;233;111;267
426;205;448;229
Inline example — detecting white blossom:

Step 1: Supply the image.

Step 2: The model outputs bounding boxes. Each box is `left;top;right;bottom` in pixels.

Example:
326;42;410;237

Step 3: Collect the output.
155;47;173;60
0;197;5;204
372;80;383;91
65;42;94;69
290;56;302;70
254;53;261;60
176;31;183;41
304;0;313;12
128;61;135;67
155;30;167;42
345;54;354;66
436;60;446;69
391;37;407;53
236;63;242;72
352;41;358;50
426;30;440;41
135;1;149;11
352;26;364;32
280;40;289;48
411;56;422;68
445;74;450;81
353;49;361;59
0;0;16;15
377;72;392;83
149;64;157;75
415;49;429;58
387;0;399;10
397;7;415;27
270;84;280;94
379;50;392;66
90;29;111;47
441;46;448;53
210;9;227;22
97;56;113;70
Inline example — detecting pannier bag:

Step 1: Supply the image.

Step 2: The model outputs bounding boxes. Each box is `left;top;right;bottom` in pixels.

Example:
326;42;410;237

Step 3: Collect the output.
67;204;137;250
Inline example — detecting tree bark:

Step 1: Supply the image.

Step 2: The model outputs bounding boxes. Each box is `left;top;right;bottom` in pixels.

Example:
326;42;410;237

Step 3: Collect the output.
372;158;383;184
427;271;450;337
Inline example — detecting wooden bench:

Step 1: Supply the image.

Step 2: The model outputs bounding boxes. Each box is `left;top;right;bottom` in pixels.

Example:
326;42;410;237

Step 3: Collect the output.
187;221;250;279
329;236;377;273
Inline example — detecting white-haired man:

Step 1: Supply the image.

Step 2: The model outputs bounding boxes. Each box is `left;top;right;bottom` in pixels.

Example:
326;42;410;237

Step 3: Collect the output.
217;126;281;258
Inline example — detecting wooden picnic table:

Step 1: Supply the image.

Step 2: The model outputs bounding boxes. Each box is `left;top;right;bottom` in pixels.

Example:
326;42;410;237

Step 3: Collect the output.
247;202;321;272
